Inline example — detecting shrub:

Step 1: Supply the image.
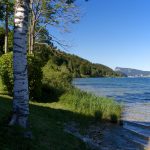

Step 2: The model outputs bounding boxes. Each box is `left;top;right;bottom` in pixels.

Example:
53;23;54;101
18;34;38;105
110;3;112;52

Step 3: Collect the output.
0;53;43;99
42;59;72;101
28;55;43;100
0;53;13;94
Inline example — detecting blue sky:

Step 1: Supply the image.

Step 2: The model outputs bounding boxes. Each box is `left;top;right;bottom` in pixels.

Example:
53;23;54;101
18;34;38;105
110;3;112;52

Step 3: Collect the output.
51;0;150;71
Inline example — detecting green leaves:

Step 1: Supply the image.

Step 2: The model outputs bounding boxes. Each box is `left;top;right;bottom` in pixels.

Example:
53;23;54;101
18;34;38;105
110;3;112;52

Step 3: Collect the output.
0;53;43;99
0;0;14;21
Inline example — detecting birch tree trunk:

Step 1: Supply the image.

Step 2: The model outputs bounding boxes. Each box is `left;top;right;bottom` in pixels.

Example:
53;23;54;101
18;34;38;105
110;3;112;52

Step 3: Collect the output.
9;0;30;128
4;0;8;54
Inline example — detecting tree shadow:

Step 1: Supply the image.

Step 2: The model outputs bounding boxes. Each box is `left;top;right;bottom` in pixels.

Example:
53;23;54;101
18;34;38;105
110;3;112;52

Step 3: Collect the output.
0;95;94;150
1;95;149;150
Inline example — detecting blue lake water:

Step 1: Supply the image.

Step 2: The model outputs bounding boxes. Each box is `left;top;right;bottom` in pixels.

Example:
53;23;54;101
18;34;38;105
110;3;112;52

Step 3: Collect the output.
73;78;150;122
73;77;150;104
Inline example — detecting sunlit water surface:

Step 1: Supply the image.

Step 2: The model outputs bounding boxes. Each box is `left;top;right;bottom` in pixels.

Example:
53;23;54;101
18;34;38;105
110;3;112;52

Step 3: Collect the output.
73;78;150;123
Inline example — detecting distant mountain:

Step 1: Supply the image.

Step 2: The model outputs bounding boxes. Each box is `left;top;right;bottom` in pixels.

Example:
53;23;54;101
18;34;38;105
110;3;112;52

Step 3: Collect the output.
115;67;150;77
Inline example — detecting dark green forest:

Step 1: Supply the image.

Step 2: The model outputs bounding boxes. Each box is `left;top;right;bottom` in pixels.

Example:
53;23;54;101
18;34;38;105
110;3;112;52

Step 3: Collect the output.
34;44;122;78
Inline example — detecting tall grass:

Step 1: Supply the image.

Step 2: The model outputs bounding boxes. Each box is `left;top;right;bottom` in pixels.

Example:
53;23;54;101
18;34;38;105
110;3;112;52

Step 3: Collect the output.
59;88;122;122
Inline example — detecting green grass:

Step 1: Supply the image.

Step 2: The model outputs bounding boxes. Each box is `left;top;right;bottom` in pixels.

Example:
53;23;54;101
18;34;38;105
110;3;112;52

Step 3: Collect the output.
59;88;122;122
0;84;122;149
0;95;90;150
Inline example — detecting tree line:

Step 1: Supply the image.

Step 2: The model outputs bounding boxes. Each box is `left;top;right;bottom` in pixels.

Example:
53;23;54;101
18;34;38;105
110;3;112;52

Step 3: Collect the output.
0;0;121;132
34;44;122;78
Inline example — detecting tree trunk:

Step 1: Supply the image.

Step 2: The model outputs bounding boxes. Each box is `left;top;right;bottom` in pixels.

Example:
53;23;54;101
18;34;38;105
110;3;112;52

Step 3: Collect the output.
9;0;30;128
28;0;35;55
4;0;8;53
28;26;31;53
30;21;35;54
28;0;32;54
28;22;34;55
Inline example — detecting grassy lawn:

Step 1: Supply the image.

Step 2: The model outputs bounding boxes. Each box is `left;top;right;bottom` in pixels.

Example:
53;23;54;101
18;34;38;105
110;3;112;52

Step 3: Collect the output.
0;95;91;150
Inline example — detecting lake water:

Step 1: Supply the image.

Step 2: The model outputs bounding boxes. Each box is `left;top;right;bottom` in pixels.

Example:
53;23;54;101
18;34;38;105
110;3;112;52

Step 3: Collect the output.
73;78;150;123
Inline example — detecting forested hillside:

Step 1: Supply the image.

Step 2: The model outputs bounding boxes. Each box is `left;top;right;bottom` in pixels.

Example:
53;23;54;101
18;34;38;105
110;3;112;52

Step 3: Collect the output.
35;44;122;78
0;24;121;78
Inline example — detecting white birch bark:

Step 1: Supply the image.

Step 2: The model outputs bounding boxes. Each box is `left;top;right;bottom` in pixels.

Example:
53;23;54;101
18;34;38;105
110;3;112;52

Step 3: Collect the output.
9;0;30;128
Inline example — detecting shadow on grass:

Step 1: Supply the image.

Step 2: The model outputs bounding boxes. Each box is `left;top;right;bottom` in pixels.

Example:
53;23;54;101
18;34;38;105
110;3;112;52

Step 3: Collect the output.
0;95;149;150
0;95;93;150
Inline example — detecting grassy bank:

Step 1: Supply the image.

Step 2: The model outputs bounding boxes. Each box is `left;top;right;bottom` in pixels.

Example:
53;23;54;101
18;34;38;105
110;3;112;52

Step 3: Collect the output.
59;89;122;122
0;80;122;149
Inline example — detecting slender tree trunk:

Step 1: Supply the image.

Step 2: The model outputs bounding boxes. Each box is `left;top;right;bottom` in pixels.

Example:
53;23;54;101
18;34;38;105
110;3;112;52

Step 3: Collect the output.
9;0;30;128
28;0;32;54
28;26;31;53
28;0;35;55
30;21;35;54
4;1;8;53
28;21;34;55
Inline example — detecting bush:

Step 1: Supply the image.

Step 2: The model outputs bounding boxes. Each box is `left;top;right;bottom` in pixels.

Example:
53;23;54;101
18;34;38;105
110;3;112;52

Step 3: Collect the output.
0;53;43;99
42;59;72;101
0;53;13;94
28;55;43;100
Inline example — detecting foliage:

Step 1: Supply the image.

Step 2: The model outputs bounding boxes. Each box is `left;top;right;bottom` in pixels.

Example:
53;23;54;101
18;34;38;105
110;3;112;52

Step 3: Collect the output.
28;0;80;53
35;27;53;45
28;55;43;100
0;53;43;99
0;27;13;54
42;59;72;101
34;44;54;66
0;0;14;20
59;88;122;122
0;27;5;55
0;42;123;101
34;44;123;78
0;53;13;94
0;77;7;95
31;0;79;35
7;31;13;51
0;2;5;20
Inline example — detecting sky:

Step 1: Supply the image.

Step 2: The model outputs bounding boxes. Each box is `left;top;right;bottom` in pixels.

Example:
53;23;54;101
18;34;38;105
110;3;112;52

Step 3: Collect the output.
50;0;150;71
